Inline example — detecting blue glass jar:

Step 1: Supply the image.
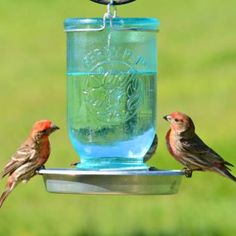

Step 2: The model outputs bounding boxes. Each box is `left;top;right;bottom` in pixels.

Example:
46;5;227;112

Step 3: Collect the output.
65;17;159;170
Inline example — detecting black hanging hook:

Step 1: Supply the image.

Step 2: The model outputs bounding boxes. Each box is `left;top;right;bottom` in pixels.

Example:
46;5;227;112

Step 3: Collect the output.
90;0;136;5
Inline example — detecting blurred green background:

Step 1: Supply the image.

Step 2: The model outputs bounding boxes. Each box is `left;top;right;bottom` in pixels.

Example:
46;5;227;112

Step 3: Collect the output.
0;0;236;235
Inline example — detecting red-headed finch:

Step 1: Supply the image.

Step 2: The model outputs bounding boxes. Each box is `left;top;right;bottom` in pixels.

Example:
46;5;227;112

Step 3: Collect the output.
164;111;236;181
0;120;59;208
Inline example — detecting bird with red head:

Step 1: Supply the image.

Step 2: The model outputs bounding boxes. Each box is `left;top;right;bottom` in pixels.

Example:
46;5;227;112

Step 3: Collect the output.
164;111;236;181
0;120;59;208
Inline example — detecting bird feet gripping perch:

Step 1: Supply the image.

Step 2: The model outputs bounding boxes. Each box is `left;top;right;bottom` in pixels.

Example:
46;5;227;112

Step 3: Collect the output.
182;168;193;178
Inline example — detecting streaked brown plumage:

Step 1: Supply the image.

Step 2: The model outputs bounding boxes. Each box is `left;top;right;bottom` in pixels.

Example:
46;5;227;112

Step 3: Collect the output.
0;120;59;207
164;111;236;181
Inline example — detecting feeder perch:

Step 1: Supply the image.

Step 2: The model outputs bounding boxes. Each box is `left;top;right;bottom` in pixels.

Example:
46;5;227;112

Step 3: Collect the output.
38;169;184;195
39;0;185;195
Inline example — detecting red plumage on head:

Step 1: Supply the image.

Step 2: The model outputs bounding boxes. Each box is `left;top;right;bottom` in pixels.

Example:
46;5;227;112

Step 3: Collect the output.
31;120;53;132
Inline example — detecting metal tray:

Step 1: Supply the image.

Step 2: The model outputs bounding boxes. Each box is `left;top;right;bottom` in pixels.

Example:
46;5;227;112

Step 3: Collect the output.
38;168;184;195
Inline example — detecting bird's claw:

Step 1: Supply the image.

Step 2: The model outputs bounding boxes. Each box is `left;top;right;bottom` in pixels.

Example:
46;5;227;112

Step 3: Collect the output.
148;166;159;171
183;168;193;178
71;161;80;166
38;165;46;170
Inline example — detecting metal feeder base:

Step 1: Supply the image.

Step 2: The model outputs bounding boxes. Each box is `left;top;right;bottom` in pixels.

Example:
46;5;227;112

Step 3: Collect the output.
38;168;184;195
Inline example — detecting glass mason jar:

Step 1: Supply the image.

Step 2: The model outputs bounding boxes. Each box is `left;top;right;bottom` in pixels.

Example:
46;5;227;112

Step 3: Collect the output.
65;17;159;170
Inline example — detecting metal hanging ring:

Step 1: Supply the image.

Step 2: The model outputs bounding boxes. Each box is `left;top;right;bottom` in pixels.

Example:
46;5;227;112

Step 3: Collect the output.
90;0;136;5
65;0;158;32
103;1;117;19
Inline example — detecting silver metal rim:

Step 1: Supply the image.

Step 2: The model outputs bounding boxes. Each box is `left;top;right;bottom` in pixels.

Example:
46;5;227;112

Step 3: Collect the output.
38;168;184;176
38;168;184;195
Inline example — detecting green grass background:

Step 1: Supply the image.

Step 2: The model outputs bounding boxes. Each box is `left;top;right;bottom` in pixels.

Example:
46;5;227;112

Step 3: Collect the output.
0;0;236;235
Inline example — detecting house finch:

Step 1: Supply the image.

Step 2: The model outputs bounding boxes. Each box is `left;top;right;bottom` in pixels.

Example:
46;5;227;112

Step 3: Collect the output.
0;120;59;208
164;111;236;181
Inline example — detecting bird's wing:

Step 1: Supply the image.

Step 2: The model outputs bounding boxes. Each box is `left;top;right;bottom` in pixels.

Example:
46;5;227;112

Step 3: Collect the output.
180;135;232;168
1;144;36;178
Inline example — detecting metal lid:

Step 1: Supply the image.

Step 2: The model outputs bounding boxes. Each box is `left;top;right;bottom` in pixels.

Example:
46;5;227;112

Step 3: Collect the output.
64;17;160;32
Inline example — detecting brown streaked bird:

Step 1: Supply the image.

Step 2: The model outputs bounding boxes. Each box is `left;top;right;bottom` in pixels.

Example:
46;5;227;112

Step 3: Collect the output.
0;120;59;207
163;111;236;181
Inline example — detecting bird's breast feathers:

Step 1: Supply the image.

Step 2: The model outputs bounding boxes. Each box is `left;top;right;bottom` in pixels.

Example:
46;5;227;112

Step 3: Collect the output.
166;130;182;158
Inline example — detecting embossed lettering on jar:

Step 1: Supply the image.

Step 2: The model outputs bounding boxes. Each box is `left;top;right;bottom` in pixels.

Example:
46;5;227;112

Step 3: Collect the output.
66;18;159;169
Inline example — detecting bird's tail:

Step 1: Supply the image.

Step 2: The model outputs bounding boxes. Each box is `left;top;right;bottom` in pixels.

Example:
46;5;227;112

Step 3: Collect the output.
0;177;16;208
214;167;236;182
0;189;11;208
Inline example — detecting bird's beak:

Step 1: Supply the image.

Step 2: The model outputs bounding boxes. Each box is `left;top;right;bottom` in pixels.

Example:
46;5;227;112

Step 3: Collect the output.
50;124;60;133
163;115;171;122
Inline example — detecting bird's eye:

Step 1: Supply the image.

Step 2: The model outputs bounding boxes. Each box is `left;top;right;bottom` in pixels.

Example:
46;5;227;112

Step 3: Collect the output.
40;129;48;134
174;118;183;123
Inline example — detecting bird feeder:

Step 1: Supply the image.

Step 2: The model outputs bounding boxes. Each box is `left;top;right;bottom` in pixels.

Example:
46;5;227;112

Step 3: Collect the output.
38;0;184;195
